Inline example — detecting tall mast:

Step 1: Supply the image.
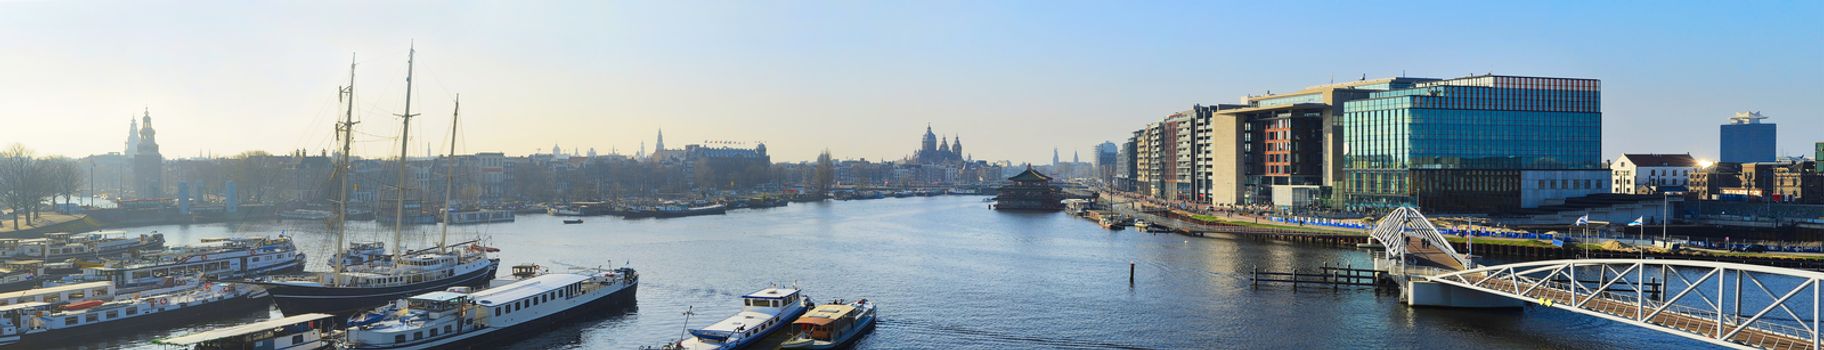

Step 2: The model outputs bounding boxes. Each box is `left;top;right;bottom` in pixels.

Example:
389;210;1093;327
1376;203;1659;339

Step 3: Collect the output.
334;53;359;282
393;43;420;257
439;94;459;253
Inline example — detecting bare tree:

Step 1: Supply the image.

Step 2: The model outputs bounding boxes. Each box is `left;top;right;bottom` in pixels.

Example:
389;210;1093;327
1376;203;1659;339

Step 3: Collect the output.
0;145;51;227
43;157;82;211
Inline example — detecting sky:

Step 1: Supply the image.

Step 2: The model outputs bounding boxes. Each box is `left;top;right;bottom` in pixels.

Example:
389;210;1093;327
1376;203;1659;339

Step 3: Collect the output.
1;1;1820;164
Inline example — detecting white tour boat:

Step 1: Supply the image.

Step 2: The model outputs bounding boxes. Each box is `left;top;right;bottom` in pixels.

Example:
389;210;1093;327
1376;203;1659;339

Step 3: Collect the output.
339;264;638;349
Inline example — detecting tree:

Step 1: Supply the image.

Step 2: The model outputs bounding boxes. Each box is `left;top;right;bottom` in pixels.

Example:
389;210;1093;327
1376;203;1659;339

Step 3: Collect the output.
43;157;82;210
0;144;52;228
813;150;834;196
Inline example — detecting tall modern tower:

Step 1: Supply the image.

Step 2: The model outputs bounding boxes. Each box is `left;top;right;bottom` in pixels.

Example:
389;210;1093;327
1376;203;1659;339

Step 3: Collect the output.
1720;112;1776;163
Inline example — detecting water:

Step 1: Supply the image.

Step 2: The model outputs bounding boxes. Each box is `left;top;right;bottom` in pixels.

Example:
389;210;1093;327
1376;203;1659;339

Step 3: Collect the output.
58;196;1716;349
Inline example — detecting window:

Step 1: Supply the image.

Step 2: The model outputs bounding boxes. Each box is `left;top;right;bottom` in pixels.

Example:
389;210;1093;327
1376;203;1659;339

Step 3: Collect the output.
396;335;406;343
294;334;305;344
414;332;423;340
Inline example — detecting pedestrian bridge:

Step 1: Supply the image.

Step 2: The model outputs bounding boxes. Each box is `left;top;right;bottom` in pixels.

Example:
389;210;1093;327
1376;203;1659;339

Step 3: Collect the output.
1367;207;1471;271
1367;207;1823;349
1429;259;1824;349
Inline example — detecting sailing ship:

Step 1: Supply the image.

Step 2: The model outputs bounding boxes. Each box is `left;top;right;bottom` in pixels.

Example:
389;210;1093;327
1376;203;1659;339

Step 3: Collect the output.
248;48;499;315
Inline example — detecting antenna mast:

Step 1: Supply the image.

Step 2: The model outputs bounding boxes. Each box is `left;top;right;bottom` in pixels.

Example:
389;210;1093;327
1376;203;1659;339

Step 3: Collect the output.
393;43;420;257
439;94;459;253
334;53;359;282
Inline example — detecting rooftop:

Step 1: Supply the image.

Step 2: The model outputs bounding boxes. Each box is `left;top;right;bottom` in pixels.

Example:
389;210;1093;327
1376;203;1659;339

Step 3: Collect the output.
1620;154;1698;167
470;273;591;306
155;313;334;345
0;281;110;300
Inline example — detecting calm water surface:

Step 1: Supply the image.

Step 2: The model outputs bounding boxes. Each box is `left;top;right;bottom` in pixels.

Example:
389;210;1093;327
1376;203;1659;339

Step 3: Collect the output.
59;196;1713;349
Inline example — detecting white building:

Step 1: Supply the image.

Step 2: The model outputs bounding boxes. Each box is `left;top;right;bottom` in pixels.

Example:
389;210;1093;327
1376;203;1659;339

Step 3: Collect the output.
1611;154;1697;195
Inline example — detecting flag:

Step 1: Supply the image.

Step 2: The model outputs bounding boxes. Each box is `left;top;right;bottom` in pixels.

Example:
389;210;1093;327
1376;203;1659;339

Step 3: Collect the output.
1628;217;1644;227
1574;215;1589;226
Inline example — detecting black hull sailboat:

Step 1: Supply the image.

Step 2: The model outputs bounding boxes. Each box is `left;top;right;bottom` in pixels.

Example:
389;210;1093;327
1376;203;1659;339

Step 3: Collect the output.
255;259;498;315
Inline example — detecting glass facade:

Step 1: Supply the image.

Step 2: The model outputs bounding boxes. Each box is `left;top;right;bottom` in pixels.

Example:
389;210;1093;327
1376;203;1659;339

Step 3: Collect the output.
1720;122;1776;163
1341;75;1602;210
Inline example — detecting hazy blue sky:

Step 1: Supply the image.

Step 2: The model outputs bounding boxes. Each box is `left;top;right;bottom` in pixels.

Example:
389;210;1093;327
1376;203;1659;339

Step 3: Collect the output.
2;1;1819;163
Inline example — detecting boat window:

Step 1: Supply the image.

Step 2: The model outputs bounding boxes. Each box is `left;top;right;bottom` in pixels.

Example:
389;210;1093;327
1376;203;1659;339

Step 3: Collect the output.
65;316;76;324
395;335;405;343
430;328;438;337
444;325;452;333
293;334;305;344
106;310;117;318
86;314;98;322
414;331;422;340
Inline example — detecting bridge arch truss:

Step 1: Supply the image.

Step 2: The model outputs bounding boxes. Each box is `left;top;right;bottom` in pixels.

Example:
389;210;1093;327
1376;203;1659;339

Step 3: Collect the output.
1430;259;1824;349
1368;207;1471;269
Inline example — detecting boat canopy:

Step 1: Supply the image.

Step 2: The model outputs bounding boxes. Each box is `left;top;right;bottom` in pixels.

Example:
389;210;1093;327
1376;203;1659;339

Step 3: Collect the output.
793;316;837;327
155;313;334;345
411;291;467;303
802;304;855;320
742;288;800;300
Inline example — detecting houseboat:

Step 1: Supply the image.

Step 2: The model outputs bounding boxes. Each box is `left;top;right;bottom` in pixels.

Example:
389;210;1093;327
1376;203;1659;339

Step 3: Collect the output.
673;288;811;350
0;231;165;261
0;279;269;348
781;299;877;350
443;209;515;225
48;236;304;290
339;265;638;349
154;313;337;350
653;203;727;219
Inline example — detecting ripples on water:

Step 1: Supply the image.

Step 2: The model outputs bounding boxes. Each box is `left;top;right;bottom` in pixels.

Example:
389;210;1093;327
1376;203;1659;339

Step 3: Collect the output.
61;196;1715;349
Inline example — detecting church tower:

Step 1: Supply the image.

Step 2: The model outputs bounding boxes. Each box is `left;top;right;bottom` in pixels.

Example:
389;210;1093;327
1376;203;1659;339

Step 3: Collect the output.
952;135;963;157
126;117;140;156
921;125;937;153
938;134;951;153
133;108;164;197
655;129;666;152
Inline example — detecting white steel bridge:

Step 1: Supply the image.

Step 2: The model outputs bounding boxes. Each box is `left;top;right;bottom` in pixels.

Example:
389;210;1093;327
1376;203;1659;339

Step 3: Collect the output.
1368;207;1824;349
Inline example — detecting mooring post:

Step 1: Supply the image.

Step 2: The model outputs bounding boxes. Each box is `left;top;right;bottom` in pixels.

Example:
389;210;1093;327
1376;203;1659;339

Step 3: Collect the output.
1129;260;1135;287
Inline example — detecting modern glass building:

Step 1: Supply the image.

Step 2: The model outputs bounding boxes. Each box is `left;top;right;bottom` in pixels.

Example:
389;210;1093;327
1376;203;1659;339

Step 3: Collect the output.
1720;112;1776;163
1341;75;1605;212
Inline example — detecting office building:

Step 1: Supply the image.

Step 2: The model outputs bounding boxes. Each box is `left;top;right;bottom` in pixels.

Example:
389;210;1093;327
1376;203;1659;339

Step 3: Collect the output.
1208;77;1436;207
1341;75;1605;213
1720;112;1775;163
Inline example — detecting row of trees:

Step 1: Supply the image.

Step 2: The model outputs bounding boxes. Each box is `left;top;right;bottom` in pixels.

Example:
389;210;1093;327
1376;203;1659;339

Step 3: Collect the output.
0;144;83;229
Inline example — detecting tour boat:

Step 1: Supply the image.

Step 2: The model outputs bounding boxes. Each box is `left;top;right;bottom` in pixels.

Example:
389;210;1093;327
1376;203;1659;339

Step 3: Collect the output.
338;264;638;349
0;231;165;261
0;279;269;348
781;299;877;350
49;235;305;290
155;313;338;350
673;288;811;350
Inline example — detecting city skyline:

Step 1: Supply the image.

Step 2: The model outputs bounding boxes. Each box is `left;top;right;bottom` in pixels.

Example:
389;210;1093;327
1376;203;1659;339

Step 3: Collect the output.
2;1;1820;163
